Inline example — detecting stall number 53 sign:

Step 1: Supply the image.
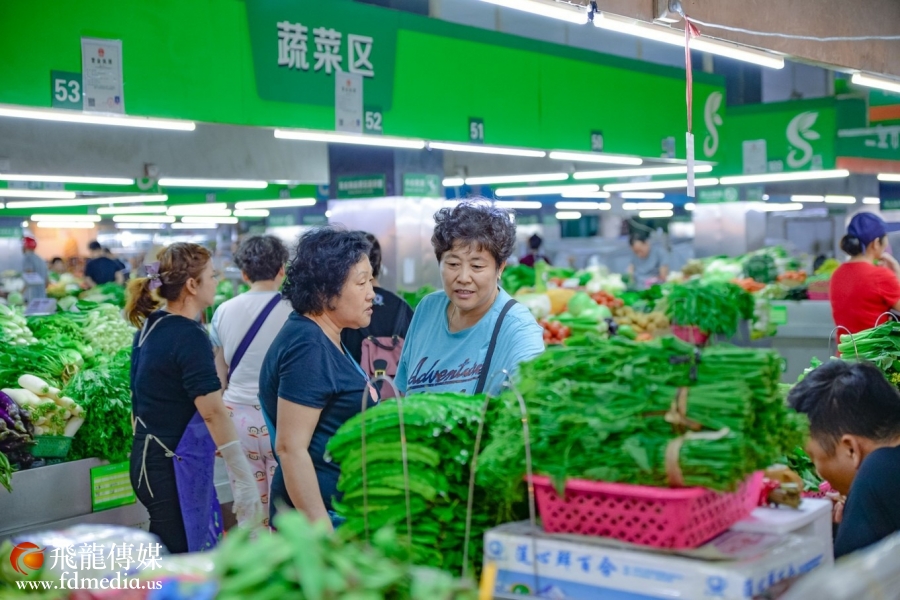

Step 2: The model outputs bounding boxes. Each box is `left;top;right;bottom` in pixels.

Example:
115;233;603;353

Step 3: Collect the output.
51;71;83;109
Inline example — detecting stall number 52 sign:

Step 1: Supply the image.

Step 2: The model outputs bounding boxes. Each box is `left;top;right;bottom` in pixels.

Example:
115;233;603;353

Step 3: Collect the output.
51;71;83;109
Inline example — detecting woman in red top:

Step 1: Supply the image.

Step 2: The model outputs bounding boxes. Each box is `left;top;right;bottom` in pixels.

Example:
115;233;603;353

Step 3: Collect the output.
831;212;900;334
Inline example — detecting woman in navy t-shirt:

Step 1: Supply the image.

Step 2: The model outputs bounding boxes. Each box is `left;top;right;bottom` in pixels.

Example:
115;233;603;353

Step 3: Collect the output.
259;228;377;530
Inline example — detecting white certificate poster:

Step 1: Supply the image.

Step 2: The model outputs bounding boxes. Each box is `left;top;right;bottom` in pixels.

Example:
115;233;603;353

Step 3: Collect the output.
81;37;124;114
335;72;363;133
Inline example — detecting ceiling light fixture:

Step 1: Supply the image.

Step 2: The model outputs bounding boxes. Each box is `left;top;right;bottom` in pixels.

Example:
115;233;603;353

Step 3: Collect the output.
685;203;696;211
560;191;611;199
442;177;465;187
0;174;135;185
594;14;784;69
623;202;675;211
274;128;426;150
790;195;825;203
0;104;196;131
603;178;719;192
877;173;900;182
573;165;712;180
476;0;588;24
753;203;804;212
96;205;169;215
852;73;900;95
171;222;218;230
555;201;611;210
0;189;77;199
863;197;881;205
36;221;95;229
166;203;230;215
719;170;850;185
30;214;102;222
548;151;642;166
111;215;176;223
555;211;582;220
158;178;268;189
825;195;857;204
233;198;316;209
428;141;546;158
465;173;569;186
115;223;166;230
492;201;543;209
4;194;169;209
181;216;239;224
619;192;666;200
638;210;675;219
495;183;600;197
233;209;271;218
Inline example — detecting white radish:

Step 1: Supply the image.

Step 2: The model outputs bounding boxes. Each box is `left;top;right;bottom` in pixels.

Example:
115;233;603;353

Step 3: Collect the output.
2;388;42;407
45;386;61;401
33;425;45;436
18;375;51;397
63;417;85;437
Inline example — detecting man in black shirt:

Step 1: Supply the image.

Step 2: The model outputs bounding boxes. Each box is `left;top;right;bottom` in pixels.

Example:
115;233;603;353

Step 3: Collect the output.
84;240;125;287
788;361;900;558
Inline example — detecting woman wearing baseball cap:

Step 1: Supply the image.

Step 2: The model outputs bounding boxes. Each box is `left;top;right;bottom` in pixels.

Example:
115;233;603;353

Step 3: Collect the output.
830;212;900;334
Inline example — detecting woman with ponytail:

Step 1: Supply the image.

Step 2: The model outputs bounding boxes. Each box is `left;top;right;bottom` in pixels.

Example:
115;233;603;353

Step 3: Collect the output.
126;243;263;554
831;212;900;334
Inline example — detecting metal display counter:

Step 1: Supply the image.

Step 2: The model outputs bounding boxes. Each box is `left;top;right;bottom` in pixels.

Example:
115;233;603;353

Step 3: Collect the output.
768;300;835;382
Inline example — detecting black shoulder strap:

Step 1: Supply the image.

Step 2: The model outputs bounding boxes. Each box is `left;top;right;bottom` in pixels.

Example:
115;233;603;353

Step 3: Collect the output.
474;299;517;395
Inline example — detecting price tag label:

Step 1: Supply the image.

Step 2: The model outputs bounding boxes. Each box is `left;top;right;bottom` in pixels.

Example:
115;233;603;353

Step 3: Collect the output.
91;462;136;512
51;70;83;110
770;305;788;325
469;117;484;143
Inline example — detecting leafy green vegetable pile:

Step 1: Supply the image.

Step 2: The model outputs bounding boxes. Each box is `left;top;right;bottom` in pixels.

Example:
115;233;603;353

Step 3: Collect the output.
79;282;127;308
215;510;475;600
838;322;900;386
399;286;437;311
478;336;806;504
82;304;135;356
328;393;508;575
664;280;754;338
0;304;38;346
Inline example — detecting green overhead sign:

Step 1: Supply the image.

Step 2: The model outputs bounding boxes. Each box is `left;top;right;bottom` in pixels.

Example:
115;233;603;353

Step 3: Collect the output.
402;173;441;197
337;174;385;199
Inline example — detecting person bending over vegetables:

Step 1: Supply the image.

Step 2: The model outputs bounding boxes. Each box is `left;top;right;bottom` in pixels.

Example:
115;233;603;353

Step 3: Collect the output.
126;243;264;554
396;201;544;397
210;235;292;526
787;360;900;558
259;228;377;530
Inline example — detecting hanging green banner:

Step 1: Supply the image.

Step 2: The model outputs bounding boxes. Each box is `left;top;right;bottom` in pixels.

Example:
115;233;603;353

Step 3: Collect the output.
337;174;386;199
402;173;441;197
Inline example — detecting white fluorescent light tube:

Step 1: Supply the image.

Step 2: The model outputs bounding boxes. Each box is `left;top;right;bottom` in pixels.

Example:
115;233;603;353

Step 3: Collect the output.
791;195;825;203
36;221;95;229
555;201;611;210
560;191;611;199
96;205;169;215
465;173;569;186
115;223;166;230
30;214;102;222
623;202;675;211
574;165;713;180
719;170;850;185
492;201;543;209
234;198;317;209
0;104;196;131
852;73;900;95
112;215;176;223
685;203;696;211
555;211;582;220
863;197;881;205
166;203;229;215
233;209;271;218
639;210;674;218
181;216;239;224
442;177;465;187
428;142;546;158
171;222;218;230
594;14;784;69
620;192;666;200
4;194;169;209
477;0;587;24
0;189;77;199
754;203;804;212
548;151;642;166
158;178;268;189
496;184;600;197
878;173;900;182
824;198;854;205
274;128;426;150
0;174;134;185
604;178;719;192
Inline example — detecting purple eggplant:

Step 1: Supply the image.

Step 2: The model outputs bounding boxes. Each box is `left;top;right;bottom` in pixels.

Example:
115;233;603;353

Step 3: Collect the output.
0;391;27;434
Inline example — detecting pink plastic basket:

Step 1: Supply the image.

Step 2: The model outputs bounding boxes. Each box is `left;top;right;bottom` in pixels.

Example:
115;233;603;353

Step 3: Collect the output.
532;472;764;549
807;291;829;301
671;325;710;345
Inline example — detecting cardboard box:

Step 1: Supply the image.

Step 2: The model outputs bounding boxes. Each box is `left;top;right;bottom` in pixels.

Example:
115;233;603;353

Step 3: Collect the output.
484;521;827;599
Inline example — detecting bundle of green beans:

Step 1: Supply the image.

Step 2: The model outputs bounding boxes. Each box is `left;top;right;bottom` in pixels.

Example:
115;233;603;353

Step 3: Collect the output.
215;510;476;600
478;336;806;505
327;393;508;575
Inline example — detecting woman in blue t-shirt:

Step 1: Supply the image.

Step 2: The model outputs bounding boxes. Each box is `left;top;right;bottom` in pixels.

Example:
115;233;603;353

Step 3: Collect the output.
396;201;544;397
259;228;377;530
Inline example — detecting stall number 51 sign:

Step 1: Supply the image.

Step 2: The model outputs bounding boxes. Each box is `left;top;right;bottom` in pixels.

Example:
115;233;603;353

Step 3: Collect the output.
51;71;83;110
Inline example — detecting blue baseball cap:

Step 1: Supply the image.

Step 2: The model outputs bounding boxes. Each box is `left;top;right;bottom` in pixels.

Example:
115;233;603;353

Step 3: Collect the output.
847;212;900;248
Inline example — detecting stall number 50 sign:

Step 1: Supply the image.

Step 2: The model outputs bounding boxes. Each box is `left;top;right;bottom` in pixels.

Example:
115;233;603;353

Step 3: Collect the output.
51;71;83;109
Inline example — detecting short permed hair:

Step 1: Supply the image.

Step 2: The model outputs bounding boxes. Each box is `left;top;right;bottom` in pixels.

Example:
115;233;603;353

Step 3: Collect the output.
234;235;289;283
788;360;900;455
359;232;382;279
431;201;516;267
284;227;371;315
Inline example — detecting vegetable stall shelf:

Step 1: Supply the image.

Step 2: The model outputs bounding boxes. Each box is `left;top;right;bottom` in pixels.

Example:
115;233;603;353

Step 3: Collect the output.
0;459;148;543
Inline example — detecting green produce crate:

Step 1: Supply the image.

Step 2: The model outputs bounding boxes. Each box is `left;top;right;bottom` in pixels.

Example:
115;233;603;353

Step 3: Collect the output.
30;435;73;458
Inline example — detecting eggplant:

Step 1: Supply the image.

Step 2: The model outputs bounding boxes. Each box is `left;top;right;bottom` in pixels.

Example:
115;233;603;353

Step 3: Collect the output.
0;391;22;430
